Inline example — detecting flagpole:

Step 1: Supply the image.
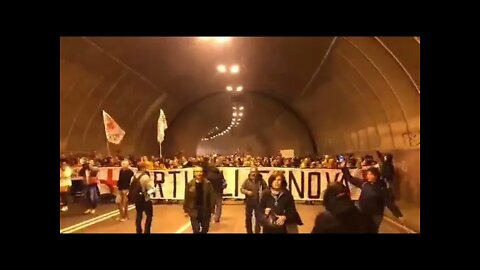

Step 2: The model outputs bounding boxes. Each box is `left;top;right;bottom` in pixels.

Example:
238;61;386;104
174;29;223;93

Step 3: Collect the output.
159;143;162;158
106;141;111;157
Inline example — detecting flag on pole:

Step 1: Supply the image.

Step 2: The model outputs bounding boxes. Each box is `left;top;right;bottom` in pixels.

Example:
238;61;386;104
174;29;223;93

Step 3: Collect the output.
157;109;168;143
102;110;125;144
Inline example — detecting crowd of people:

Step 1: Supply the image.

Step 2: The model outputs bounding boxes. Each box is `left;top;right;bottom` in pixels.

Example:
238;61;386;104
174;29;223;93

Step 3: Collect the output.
60;151;387;171
60;149;401;234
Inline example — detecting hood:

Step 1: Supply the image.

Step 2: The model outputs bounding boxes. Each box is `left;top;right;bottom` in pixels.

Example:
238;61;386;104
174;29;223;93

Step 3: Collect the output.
323;183;356;215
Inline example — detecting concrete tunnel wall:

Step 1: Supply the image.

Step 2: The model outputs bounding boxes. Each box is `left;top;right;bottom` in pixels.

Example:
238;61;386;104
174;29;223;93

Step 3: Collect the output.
60;36;419;205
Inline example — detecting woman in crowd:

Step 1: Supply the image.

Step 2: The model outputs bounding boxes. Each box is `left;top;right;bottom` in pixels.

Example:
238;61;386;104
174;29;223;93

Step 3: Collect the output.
340;163;403;232
259;173;299;233
78;159;100;215
60;160;73;212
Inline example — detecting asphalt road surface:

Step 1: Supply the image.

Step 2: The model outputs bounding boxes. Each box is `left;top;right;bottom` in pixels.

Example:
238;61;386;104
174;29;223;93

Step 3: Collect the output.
60;202;412;234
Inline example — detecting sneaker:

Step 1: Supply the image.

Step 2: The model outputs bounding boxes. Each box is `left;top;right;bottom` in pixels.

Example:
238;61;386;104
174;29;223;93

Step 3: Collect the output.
61;206;68;212
90;209;96;214
120;218;127;222
83;209;91;214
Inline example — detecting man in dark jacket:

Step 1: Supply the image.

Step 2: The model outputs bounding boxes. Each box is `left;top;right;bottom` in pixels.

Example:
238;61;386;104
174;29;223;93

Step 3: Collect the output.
340;164;403;232
116;160;134;221
183;166;216;233
205;164;226;222
312;182;375;233
240;167;268;233
376;150;395;187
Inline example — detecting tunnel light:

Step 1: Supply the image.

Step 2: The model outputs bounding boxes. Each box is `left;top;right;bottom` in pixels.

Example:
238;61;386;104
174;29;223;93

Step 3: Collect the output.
232;106;237;110
215;37;232;43
200;37;232;43
230;65;240;74
239;106;244;110
217;65;227;73
239;112;243;117
233;112;237;117
215;126;219;130
236;86;243;92
226;86;233;91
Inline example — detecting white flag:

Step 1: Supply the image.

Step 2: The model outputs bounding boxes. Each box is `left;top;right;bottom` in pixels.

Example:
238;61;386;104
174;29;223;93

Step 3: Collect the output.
157;109;168;143
102;110;125;144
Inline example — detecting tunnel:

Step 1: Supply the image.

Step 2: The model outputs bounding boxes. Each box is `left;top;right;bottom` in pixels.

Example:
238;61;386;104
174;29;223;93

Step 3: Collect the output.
60;37;420;232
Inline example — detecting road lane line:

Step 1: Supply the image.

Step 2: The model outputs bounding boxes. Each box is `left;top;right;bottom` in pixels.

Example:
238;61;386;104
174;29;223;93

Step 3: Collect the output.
383;216;417;233
175;222;191;233
60;205;135;233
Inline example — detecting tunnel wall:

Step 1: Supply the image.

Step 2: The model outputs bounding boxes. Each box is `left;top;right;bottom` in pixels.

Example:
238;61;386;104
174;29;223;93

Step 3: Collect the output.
291;36;420;205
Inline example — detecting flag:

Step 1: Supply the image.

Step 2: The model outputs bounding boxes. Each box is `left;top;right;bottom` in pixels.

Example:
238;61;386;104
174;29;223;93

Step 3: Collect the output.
157;109;168;143
102;110;125;144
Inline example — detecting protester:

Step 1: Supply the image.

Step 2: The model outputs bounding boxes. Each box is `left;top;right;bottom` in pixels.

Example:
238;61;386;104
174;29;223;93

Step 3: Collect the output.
240;167;268;233
60;161;73;212
78;160;100;214
340;163;403;232
116;160;134;221
311;182;375;233
129;162;155;234
183;166;216;233
259;173;297;234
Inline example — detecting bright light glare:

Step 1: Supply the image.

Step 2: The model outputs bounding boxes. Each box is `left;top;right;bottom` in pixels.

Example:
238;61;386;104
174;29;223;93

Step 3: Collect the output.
230;65;240;74
236;86;243;92
226;86;233;91
217;65;227;73
239;112;243;117
199;37;232;43
239;106;244;110
233;112;237;117
232;107;237;110
215;37;232;43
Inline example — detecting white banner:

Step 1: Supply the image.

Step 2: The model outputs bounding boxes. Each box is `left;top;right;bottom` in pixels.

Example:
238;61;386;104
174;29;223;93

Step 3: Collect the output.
78;167;362;200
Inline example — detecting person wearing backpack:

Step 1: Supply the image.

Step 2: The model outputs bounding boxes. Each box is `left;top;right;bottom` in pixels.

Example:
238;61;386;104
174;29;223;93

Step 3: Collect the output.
129;162;155;234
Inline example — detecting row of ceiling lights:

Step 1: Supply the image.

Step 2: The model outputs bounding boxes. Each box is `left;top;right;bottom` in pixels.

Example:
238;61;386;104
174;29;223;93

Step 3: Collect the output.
199;37;245;142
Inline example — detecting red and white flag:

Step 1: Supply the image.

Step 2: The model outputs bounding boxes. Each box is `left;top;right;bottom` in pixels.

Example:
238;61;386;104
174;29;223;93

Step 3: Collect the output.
102;110;125;144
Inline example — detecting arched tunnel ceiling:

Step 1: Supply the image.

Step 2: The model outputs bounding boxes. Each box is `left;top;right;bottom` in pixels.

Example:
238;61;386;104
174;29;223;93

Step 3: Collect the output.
60;36;420;157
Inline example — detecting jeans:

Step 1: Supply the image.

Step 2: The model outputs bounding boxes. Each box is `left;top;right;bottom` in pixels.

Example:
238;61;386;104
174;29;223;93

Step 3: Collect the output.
135;200;153;234
213;193;223;222
60;187;70;207
190;209;210;233
85;185;99;210
245;203;261;234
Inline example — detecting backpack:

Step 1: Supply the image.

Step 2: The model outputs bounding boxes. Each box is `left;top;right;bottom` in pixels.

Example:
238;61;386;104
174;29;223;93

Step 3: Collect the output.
128;173;147;204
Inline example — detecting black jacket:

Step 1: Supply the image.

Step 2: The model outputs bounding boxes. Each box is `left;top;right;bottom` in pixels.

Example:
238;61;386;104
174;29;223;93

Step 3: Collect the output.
117;168;134;190
205;166;225;195
183;179;216;218
240;175;268;206
312;193;375;233
377;151;395;181
341;167;403;218
258;189;297;233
